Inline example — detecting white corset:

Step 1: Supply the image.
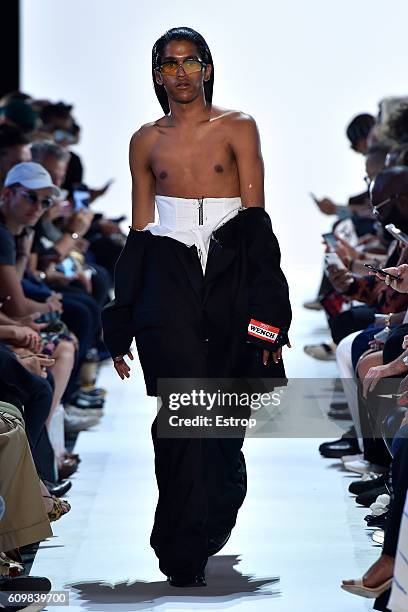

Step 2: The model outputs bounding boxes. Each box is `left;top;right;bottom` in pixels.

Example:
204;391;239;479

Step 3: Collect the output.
141;195;244;272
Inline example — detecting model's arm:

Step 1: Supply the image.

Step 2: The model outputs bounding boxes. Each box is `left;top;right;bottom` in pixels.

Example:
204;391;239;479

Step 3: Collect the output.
229;113;265;208
129;126;156;229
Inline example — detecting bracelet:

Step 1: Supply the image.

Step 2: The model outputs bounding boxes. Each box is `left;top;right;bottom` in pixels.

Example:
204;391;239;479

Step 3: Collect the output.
113;355;123;362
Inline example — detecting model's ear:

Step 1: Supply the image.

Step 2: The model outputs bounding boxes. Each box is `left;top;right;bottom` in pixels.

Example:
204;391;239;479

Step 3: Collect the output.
154;69;164;86
203;63;212;82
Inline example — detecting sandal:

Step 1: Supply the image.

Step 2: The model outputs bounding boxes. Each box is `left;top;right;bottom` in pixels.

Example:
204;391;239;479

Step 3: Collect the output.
44;495;71;522
341;577;392;598
0;553;24;578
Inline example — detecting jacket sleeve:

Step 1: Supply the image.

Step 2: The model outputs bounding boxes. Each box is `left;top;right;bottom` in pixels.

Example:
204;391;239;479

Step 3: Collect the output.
101;229;146;359
243;207;292;351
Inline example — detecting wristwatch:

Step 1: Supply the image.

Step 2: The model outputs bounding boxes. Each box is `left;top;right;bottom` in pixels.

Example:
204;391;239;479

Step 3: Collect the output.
385;312;393;328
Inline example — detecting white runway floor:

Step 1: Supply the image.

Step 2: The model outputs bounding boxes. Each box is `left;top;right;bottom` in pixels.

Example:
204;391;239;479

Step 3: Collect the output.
32;265;380;611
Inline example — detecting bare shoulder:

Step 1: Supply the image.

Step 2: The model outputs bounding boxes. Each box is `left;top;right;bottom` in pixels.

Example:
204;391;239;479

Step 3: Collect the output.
210;105;257;126
129;120;158;149
211;106;259;141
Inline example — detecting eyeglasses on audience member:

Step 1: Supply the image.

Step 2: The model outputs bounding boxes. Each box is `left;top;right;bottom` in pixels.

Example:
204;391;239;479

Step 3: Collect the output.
10;185;54;210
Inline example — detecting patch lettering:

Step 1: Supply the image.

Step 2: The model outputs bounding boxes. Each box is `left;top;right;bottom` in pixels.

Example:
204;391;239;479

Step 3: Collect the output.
248;319;280;343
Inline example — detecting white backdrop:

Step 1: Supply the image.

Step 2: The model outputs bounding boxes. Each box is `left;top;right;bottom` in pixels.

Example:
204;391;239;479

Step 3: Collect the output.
21;0;408;270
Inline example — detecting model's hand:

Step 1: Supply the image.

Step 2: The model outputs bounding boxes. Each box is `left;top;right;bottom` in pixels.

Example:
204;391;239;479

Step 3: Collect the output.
263;339;291;365
113;350;134;379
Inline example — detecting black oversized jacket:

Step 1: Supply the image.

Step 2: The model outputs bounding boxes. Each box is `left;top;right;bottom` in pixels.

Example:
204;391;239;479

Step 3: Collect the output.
101;206;292;396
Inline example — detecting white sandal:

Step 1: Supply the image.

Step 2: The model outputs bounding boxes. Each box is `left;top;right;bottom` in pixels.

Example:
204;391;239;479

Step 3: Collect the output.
341;577;392;598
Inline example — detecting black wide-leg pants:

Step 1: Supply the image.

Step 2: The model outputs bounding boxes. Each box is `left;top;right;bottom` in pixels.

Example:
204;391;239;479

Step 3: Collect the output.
144;240;248;577
150;415;247;577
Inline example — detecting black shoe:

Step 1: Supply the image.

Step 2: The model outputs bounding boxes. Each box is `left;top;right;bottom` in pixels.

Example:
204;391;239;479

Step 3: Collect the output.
319;426;358;457
208;530;231;556
167;572;206;587
43;479;72;497
78;386;106;398
329;401;349;410
365;512;388;528
69;395;104;409
327;408;352;420
349;474;385;496
319;437;360;458
356;486;388;508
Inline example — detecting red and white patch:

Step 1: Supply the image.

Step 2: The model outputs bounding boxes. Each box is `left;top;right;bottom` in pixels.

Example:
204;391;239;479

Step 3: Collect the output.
248;319;280;343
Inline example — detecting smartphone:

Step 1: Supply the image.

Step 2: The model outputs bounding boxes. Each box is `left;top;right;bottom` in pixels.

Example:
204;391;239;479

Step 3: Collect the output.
322;232;337;251
363;263;401;282
324;252;346;272
36;311;60;324
385;224;408;247
72;188;91;211
57;257;77;278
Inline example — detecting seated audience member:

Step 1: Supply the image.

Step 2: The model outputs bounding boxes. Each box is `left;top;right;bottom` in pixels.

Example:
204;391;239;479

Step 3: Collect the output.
325;167;408;346
311;113;376;219
0;98;38;136
0;124;32;188
304;116;383;315
37;103;124;280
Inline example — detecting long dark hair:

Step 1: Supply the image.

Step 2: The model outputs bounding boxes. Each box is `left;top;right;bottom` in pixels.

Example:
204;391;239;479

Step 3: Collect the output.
152;27;214;115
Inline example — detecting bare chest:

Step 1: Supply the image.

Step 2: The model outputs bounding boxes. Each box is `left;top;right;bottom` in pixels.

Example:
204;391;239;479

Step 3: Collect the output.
149;123;239;196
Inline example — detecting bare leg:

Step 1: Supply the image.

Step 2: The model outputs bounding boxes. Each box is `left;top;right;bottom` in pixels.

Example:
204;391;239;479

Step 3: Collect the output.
356;349;383;380
46;340;75;427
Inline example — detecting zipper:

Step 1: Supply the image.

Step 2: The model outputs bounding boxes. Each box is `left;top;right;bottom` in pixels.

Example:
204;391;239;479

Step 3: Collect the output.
198;196;204;226
196;196;204;267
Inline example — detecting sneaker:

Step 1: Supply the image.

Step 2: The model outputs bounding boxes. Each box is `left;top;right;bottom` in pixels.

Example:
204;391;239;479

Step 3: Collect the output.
303;299;323;311
64;410;100;433
304;342;336;361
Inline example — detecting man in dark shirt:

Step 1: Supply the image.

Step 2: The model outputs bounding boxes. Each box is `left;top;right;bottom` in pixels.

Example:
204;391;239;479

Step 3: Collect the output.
0;161;62;317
